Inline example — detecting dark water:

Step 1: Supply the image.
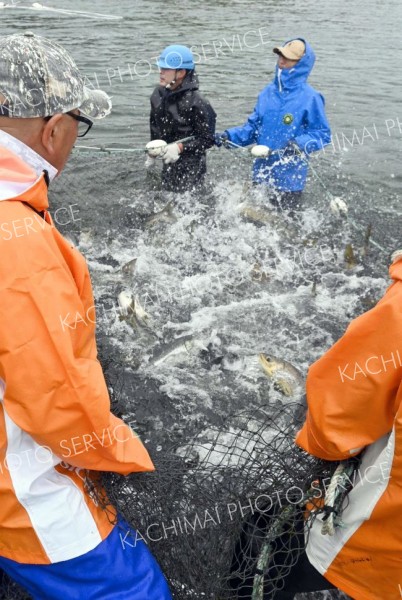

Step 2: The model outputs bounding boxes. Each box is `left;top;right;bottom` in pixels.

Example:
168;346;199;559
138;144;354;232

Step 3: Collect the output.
0;2;400;599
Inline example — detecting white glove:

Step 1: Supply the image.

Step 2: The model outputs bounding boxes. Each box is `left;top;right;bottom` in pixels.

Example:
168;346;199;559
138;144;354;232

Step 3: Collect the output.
145;155;156;169
161;143;181;164
146;139;167;157
250;145;271;158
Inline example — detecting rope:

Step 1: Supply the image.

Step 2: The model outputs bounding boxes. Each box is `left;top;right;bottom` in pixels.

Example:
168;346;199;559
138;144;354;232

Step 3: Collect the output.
346;216;387;253
225;140;388;255
224;142;387;254
251;503;298;600
224;139;281;158
72;135;195;155
224;139;251;152
250;456;359;597
321;458;359;536
74;134;388;254
250;483;321;599
320;463;346;535
291;147;388;254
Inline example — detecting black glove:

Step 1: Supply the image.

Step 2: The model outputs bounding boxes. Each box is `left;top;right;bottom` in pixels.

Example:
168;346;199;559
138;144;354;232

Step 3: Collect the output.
214;132;229;147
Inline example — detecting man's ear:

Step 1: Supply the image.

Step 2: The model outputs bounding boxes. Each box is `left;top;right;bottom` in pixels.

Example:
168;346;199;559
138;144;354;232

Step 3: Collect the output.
41;114;64;156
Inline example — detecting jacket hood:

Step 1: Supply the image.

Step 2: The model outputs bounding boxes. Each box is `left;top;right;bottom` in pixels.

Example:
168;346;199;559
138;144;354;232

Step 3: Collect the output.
166;70;199;96
390;250;402;281
274;38;315;91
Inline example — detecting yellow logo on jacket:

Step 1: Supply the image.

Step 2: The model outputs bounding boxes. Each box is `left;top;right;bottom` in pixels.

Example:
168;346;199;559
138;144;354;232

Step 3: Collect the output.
283;113;294;125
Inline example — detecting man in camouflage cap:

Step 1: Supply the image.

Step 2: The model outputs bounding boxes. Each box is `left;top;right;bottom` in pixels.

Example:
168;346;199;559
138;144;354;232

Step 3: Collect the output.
0;33;172;599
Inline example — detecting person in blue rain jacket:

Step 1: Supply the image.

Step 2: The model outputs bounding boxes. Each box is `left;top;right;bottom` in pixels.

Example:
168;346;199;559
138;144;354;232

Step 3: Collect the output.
216;39;331;210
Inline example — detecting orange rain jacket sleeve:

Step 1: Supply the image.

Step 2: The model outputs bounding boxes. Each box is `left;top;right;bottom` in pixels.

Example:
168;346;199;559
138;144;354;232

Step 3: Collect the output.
296;259;402;461
0;180;154;476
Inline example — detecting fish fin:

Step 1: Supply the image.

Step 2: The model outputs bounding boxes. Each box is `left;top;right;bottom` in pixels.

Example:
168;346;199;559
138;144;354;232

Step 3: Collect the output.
273;379;293;397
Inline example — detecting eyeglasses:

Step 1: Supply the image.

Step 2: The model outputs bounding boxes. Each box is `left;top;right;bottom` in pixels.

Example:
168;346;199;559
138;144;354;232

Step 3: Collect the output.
66;111;93;138
43;111;93;138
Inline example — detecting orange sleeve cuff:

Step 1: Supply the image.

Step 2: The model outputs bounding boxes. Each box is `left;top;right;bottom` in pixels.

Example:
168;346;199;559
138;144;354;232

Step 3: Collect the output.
295;421;351;462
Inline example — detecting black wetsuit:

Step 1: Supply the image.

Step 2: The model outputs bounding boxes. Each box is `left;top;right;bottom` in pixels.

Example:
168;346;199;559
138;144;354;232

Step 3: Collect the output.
150;71;216;192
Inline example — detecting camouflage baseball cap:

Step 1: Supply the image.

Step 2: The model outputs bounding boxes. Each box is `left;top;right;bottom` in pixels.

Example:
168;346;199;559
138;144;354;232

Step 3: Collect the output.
0;32;111;119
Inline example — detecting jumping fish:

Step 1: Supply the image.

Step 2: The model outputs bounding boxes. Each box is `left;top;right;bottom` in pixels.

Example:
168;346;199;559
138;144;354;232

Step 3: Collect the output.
118;291;150;328
146;334;208;367
119;257;137;276
258;354;304;397
238;204;277;226
311;278;318;297
146;336;304;399
362;224;372;257
145;201;177;228
237;202;299;238
251;262;269;283
344;243;357;268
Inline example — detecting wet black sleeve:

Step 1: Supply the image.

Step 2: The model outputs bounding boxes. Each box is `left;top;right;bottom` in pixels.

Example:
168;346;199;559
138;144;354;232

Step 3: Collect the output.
150;90;162;140
181;97;216;155
150;109;160;140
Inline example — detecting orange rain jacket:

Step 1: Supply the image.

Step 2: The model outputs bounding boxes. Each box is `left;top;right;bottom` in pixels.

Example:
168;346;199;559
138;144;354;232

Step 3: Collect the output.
0;142;154;565
296;255;402;599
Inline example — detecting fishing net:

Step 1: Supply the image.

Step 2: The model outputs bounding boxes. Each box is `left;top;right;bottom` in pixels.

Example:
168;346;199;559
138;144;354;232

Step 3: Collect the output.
0;402;352;600
0;574;30;600
93;402;349;600
0;402;351;600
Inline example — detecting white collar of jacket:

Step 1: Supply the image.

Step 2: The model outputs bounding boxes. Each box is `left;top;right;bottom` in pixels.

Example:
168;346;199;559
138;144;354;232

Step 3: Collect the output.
0;130;58;181
391;249;402;263
277;68;283;92
0;130;57;201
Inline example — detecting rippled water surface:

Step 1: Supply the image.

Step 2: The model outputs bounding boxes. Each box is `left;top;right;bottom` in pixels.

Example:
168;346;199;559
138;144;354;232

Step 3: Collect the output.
0;2;400;598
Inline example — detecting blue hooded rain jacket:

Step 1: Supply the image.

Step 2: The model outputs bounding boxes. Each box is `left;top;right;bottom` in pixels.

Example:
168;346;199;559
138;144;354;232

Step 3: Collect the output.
225;39;331;192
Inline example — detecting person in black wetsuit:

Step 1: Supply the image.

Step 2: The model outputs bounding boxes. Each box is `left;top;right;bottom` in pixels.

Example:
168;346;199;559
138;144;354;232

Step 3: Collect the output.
147;45;216;193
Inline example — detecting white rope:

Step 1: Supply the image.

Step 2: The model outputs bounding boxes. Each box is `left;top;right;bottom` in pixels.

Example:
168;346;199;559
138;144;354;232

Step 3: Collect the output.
73;136;195;155
300;152;388;254
321;462;351;536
